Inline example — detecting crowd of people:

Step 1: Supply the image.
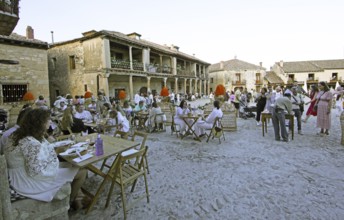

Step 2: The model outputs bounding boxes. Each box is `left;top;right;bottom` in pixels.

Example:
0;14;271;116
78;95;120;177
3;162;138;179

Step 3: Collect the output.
0;82;342;214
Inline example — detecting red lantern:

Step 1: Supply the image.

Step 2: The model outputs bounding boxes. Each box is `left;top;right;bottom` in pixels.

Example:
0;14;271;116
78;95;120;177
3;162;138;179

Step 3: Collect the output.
84;91;92;98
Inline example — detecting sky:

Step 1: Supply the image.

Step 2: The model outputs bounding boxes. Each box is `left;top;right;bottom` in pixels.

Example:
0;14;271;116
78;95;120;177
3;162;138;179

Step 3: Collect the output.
13;0;344;69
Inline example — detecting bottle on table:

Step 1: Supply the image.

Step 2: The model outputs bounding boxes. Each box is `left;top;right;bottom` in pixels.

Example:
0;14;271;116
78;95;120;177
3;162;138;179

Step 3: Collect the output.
95;133;104;156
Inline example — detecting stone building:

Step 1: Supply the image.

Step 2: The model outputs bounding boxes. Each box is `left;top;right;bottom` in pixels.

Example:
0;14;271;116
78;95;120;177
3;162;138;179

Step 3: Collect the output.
208;58;266;92
48;30;210;102
0;27;50;105
270;59;344;88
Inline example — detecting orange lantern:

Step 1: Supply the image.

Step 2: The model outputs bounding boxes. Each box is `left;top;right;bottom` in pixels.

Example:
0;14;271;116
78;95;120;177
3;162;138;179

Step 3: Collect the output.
118;90;126;100
22;91;34;101
84;91;93;98
214;84;226;96
160;86;169;97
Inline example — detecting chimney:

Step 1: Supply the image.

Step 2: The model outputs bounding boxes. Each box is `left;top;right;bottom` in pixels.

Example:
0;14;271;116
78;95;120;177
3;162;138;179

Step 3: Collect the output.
127;32;141;40
26;26;34;39
220;61;224;69
279;60;283;67
169;44;179;51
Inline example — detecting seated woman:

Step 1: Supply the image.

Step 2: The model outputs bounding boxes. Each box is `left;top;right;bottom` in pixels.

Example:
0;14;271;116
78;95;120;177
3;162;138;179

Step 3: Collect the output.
3;108;88;209
194;100;223;137
146;102;166;131
60;107;88;135
174;100;193;135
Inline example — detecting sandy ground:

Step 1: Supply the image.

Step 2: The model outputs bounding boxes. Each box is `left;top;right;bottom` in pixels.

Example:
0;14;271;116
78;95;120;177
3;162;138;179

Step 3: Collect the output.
69;98;344;220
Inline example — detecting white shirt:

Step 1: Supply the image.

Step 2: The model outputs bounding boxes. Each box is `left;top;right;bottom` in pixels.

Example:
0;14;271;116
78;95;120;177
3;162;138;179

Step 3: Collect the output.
74;110;93;121
205;108;223;124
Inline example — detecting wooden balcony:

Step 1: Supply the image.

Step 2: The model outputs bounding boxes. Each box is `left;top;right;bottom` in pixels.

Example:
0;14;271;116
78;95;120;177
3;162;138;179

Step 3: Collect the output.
255;80;263;85
232;80;246;86
329;77;341;83
306;77;319;84
0;0;20;36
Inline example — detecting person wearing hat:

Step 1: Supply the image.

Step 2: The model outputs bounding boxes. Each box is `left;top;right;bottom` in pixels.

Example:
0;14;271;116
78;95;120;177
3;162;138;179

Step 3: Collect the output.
271;91;293;142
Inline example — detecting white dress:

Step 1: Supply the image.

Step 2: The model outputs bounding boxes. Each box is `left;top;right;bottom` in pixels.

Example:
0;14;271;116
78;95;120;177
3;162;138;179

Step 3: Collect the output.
174;107;191;133
4;136;78;202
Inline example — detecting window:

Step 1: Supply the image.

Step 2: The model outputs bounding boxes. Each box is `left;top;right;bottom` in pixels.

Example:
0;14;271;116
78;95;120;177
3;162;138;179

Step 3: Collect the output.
210;78;214;83
51;57;57;70
288;74;294;82
256;73;261;83
235;73;241;83
2;84;27;103
84;84;88;92
332;73;338;80
69;56;76;70
308;73;314;80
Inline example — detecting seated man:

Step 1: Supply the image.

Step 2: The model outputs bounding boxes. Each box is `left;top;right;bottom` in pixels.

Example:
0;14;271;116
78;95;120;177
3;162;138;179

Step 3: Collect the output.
132;100;147;127
146;102;166;131
74;104;93;122
194;100;223;137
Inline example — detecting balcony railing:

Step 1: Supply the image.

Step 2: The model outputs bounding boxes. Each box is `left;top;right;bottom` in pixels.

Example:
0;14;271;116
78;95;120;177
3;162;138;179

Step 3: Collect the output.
111;59;144;71
111;59;130;69
329;76;341;82
146;64;172;74
0;0;19;15
232;80;246;85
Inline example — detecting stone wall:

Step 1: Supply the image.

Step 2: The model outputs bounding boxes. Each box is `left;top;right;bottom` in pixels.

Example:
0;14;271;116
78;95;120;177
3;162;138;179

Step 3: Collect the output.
0;43;50;106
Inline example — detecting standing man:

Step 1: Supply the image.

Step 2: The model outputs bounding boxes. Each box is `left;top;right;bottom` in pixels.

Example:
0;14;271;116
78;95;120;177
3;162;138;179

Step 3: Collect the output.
271;91;293;142
291;87;304;135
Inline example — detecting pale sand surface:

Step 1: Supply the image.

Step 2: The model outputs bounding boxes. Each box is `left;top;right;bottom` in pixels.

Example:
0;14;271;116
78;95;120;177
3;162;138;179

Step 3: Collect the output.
69;99;344;219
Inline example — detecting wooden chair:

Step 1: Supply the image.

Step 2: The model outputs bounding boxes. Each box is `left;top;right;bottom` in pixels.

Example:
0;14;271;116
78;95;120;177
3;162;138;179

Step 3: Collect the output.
105;147;149;220
164;111;179;137
100;130;148;173
205;117;225;144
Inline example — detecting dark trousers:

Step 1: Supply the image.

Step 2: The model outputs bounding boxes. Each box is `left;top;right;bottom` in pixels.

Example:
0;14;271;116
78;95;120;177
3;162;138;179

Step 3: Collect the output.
272;108;288;141
292;109;302;131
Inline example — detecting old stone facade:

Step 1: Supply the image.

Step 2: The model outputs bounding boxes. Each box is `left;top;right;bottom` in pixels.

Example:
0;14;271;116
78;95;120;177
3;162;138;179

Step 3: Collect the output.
0;32;49;105
48;30;210;103
271;59;344;88
208;58;266;92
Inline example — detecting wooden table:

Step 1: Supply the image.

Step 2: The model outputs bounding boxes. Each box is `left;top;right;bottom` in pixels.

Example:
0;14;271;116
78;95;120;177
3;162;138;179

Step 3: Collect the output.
59;133;140;213
261;112;294;140
180;114;201;141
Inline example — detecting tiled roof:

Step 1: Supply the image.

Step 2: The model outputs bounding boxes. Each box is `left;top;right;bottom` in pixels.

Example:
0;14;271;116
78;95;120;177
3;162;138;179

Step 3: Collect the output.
209;59;265;73
279;59;344;73
51;30;210;65
0;33;48;46
264;71;284;84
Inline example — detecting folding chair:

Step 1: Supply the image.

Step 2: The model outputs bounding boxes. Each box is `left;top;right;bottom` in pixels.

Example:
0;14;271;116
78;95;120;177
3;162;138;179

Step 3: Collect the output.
104;131;150;174
164;111;179;137
105;147;149;220
206;117;225;144
100;130;130;172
